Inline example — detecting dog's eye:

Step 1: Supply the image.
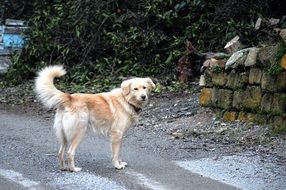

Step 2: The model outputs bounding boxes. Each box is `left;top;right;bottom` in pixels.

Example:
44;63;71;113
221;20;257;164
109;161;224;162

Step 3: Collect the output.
143;86;146;89
134;88;138;90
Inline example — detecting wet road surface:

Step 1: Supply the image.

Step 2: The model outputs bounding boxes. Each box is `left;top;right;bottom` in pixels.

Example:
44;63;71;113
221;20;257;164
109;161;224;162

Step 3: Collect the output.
0;108;239;190
1;107;285;190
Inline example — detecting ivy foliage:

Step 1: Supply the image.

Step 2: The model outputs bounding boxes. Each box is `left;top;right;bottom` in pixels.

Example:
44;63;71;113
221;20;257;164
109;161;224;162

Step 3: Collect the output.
3;0;285;84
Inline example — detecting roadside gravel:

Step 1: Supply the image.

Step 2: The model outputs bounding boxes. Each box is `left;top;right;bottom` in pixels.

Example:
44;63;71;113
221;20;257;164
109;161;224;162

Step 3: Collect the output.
1;81;285;164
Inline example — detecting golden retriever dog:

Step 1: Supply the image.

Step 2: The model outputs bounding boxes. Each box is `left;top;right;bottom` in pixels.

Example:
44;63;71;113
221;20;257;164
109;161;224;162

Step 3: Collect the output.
35;65;155;172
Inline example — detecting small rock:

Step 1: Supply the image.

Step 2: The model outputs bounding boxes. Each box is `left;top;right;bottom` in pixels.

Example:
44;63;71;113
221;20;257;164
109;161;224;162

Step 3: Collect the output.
180;107;189;111
281;54;286;70
184;112;194;116
215;127;228;134
244;47;260;67
224;35;242;54
171;132;184;139
199;74;206;86
213;155;219;160
203;59;212;68
255;17;262;30
273;28;281;33
268;18;280;26
280;29;286;44
201;58;226;74
225;49;249;70
0;56;12;74
5;19;25;26
202;58;225;68
167;119;175;123
214;121;220;125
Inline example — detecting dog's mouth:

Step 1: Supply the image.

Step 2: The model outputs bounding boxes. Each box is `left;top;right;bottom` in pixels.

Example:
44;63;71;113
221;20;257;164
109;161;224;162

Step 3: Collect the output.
138;98;148;102
140;95;147;102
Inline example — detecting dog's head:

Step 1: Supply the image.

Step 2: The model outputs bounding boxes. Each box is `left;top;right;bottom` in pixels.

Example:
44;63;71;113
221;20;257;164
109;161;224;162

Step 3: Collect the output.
121;78;156;108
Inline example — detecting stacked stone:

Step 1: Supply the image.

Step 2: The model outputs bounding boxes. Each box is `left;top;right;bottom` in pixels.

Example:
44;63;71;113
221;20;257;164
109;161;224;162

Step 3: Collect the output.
200;42;286;126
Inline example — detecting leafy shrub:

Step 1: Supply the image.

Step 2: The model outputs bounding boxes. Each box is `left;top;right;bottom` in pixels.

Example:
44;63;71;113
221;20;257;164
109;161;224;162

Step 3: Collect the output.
3;0;285;84
267;63;283;75
212;65;223;74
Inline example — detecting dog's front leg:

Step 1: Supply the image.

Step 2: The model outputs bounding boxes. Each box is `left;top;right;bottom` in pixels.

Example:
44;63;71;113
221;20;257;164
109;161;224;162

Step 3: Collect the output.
110;130;126;169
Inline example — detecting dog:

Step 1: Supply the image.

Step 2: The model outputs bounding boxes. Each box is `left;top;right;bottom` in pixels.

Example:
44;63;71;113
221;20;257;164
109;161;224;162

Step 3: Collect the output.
35;65;155;172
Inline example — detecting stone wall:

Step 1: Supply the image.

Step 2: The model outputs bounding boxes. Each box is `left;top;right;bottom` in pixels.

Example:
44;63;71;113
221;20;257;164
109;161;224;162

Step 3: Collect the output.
199;45;286;127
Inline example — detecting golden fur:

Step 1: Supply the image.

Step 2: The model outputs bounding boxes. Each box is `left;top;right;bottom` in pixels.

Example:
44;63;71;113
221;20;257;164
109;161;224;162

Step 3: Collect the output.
35;65;155;172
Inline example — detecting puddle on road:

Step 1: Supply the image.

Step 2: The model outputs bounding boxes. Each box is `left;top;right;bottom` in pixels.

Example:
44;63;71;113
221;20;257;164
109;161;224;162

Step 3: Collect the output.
176;154;286;190
49;172;126;190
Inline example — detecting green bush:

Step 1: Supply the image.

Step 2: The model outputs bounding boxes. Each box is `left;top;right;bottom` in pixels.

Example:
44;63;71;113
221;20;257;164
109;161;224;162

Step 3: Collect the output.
3;0;284;84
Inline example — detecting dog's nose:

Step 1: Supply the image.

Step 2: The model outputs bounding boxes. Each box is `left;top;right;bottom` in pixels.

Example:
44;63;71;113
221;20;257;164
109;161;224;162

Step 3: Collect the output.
141;95;146;100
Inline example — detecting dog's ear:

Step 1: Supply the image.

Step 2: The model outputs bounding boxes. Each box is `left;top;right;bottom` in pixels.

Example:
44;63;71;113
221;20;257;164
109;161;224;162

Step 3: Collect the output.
145;78;156;90
121;79;132;96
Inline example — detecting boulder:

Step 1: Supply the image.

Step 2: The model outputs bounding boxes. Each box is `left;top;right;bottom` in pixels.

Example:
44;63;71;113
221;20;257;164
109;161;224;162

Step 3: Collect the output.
233;86;262;111
212;72;227;86
276;71;286;92
243;86;263;110
249;68;263;84
0;56;12;74
261;72;277;92
200;88;213;107
281;53;286;70
268;18;280;26
257;45;279;67
202;58;225;68
244;47;260;67
261;93;273;113
226;70;248;89
280;29;286;44
237;112;267;123
224;35;242;54
225;48;249;70
226;70;240;89
215;89;233;109
223;111;237;121
199;74;206;86
272;93;286;115
254;17;262;30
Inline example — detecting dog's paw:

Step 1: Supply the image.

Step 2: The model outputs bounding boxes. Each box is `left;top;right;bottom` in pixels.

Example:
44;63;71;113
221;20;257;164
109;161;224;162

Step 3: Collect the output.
60;166;69;171
115;164;126;169
113;161;126;169
119;161;128;166
69;167;82;172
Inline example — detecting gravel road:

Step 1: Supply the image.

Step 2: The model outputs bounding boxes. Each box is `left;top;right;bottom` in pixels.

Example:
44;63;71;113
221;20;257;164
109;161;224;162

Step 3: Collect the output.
1;81;286;189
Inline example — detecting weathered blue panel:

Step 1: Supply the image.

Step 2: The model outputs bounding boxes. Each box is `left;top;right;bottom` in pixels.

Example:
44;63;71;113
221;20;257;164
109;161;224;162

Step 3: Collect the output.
3;34;25;48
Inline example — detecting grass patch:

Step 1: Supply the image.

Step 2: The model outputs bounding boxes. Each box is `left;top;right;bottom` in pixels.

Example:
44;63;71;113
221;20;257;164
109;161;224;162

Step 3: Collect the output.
267;63;283;76
271;125;286;136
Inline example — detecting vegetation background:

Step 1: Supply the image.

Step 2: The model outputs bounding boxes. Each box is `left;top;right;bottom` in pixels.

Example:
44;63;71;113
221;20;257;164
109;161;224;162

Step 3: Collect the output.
1;0;285;87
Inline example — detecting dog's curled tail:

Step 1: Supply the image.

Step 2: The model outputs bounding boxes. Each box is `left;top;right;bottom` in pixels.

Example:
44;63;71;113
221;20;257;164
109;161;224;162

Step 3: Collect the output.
35;65;70;109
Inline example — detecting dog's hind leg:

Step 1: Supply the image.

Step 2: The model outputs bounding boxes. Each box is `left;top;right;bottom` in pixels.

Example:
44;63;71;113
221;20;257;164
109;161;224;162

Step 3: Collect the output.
54;111;68;171
58;132;68;171
63;112;88;172
66;129;86;172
